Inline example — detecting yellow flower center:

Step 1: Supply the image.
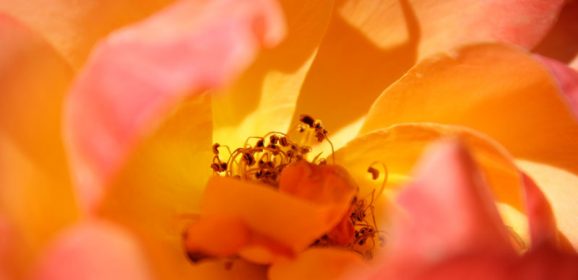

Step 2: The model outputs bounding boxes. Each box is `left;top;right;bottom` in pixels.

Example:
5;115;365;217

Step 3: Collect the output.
185;115;386;266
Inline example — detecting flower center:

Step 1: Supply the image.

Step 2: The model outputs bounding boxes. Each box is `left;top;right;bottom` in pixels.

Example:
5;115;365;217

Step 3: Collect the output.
184;115;386;266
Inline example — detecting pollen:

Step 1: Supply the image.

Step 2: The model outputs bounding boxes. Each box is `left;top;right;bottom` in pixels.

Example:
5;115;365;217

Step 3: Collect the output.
191;115;386;262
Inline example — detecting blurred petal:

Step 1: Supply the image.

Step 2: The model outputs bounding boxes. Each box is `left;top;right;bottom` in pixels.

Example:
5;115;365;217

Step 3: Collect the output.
336;123;524;212
0;0;174;67
406;245;578;280
534;55;578;117
534;0;578;71
290;0;564;137
97;96;212;278
269;248;368;280
517;160;578;248
34;221;151;280
65;0;284;213
0;15;78;275
522;174;559;248
390;140;514;265
212;0;333;148
361;43;578;176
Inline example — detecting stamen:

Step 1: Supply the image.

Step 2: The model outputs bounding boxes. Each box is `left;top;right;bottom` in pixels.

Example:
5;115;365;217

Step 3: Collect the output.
202;114;387;261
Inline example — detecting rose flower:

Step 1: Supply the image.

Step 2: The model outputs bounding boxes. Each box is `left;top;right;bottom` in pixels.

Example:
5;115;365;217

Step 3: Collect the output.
0;0;577;279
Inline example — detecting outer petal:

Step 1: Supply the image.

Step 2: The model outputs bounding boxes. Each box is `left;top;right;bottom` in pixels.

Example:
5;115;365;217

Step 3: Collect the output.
534;55;578;117
65;0;284;212
97;96;213;279
34;221;151;280
0;0;174;67
212;0;334;149
289;0;564;143
534;0;578;71
361;43;578;176
389;140;514;264
522;174;559;248
0;15;78;276
518;160;578;248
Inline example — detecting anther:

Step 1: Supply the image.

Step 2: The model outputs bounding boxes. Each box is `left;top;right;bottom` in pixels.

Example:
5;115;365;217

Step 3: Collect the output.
299;114;315;127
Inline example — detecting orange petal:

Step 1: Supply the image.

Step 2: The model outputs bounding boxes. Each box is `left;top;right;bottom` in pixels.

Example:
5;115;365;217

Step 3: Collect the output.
199;176;355;262
290;0;565;137
269;248;368;280
34;221;151;280
361;43;578;176
534;0;578;71
279;161;357;206
389;140;514;265
0;0;174;67
0;15;78;276
336;123;524;211
212;0;333;149
184;216;251;260
65;0;284;213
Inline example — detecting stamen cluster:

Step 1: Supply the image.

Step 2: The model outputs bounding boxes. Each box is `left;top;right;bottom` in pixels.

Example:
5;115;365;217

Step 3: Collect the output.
205;114;385;260
210;115;332;187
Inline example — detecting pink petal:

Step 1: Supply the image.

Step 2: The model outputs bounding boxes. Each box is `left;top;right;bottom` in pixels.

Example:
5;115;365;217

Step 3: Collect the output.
534;55;578;118
387;140;513;274
534;0;578;71
34;221;151;280
409;245;578;280
521;173;559;248
65;0;285;213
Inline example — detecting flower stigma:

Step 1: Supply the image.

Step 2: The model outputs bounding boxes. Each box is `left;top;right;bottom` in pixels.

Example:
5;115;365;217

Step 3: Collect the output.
184;115;387;268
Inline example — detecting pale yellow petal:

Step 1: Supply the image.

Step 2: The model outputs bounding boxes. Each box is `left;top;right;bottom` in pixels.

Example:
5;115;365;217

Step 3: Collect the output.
212;0;334;148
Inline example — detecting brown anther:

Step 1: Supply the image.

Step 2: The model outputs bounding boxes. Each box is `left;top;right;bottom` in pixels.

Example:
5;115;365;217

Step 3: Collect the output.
220;162;228;171
256;139;265;148
242;153;255;166
210;163;221;172
279;136;289;147
367;166;380;180
269;135;279;145
300;114;315;127
212;143;220;155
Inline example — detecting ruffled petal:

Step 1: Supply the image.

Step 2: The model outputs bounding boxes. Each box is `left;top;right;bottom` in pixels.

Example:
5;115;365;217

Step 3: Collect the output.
335;123;524;211
517;160;578;249
534;0;578;71
65;0;284;213
34;221;151;280
269;248;368;280
0;15;78;275
389;140;514;264
361;43;578;176
0;0;174;67
212;0;333;149
289;0;565;140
